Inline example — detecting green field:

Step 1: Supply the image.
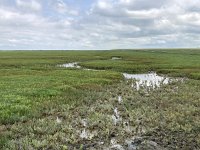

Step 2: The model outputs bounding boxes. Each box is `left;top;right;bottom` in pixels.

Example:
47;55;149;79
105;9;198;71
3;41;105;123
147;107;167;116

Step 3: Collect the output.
0;49;200;149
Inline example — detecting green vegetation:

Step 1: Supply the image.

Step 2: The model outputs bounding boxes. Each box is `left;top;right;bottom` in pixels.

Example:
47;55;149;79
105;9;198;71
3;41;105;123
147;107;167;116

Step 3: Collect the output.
0;49;199;149
80;49;200;79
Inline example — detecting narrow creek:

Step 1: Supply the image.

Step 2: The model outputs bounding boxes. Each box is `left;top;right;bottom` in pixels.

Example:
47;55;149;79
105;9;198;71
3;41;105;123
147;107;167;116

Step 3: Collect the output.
58;62;183;149
59;62;175;91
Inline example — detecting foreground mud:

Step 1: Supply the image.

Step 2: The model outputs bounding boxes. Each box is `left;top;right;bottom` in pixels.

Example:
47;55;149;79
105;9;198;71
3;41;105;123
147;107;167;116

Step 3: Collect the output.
1;77;200;149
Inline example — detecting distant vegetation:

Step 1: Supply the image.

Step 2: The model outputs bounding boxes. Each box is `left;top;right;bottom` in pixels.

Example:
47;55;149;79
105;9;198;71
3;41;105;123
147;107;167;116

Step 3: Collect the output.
1;49;199;79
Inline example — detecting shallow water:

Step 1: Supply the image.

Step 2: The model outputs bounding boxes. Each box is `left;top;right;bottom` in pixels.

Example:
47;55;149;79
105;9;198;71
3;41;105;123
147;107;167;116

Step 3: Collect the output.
118;95;122;103
123;72;170;90
111;57;122;60
59;62;81;68
57;62;185;148
59;62;100;71
59;62;174;91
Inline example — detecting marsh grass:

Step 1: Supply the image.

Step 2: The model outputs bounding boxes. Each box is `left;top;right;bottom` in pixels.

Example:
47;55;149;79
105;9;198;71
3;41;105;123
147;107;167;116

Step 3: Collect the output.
79;49;200;78
1;79;199;149
0;49;200;149
0;68;121;124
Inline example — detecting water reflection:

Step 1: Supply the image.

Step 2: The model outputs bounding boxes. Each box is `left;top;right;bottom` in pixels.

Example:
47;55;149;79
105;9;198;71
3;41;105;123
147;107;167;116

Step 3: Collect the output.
123;72;170;90
59;62;81;68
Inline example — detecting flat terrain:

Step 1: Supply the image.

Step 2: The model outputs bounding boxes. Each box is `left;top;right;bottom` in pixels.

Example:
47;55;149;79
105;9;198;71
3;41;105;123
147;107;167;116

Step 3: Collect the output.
0;49;200;149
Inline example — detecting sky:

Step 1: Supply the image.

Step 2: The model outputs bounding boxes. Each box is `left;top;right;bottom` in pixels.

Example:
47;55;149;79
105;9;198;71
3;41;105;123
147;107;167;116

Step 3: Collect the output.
0;0;200;50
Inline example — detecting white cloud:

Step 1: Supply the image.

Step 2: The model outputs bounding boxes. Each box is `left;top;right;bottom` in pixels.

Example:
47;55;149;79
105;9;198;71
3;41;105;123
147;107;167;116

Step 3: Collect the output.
178;13;200;26
1;0;200;50
54;0;79;16
0;5;78;50
0;7;47;27
16;0;41;12
87;0;200;47
97;1;113;10
125;8;162;19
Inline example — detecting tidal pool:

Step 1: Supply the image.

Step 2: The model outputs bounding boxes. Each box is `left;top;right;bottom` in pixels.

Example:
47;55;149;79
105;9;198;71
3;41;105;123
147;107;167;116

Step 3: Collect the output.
111;57;122;60
59;62;81;68
123;72;170;90
59;62;102;71
59;62;177;91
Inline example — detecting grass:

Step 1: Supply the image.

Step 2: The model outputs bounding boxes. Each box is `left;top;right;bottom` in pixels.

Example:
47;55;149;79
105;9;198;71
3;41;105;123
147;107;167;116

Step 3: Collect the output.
79;49;200;79
0;68;121;124
0;49;199;149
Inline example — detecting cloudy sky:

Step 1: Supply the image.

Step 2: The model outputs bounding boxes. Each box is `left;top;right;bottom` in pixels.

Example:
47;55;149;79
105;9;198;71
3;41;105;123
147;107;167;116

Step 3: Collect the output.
0;0;200;50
